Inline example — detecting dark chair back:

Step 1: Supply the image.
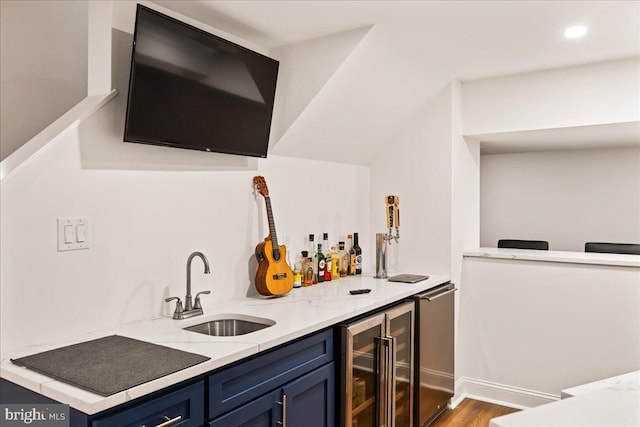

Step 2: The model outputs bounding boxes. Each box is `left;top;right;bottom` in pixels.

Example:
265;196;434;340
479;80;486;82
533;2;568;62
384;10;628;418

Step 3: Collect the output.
497;239;549;250
584;242;640;255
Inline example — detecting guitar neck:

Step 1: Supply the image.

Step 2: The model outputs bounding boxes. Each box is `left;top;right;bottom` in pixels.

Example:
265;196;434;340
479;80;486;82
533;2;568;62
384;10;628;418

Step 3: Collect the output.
264;196;279;248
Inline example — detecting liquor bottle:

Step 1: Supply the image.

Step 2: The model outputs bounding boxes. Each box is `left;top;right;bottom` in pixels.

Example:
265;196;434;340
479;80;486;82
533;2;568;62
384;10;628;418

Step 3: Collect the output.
348;234;356;276
353;232;362;274
322;233;332;282
338;241;349;277
300;251;313;288
308;234;316;261
301;251;314;286
315;243;325;283
331;246;340;280
308;235;317;284
293;251;303;288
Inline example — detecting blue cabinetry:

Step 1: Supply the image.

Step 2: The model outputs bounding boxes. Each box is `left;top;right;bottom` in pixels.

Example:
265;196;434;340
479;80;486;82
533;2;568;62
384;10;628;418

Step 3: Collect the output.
0;378;204;427
208;328;333;419
208;329;335;426
282;362;335;427
1;328;335;427
209;363;334;427
92;381;204;427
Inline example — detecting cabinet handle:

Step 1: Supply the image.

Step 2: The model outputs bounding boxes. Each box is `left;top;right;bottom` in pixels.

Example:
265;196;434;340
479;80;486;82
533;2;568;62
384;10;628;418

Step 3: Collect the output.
277;394;287;427
419;287;457;301
155;415;182;427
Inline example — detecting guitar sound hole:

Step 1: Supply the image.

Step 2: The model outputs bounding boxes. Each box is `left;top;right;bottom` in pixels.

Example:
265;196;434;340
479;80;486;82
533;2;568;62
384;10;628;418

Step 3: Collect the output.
272;249;281;261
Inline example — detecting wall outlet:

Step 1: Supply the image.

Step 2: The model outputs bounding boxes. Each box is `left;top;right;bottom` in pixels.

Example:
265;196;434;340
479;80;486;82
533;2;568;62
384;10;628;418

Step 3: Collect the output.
57;217;90;251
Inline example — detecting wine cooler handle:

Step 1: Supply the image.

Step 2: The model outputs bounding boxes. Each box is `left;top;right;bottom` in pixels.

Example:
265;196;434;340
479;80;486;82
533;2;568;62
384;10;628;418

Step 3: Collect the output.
376;337;387;427
379;336;395;427
388;336;397;427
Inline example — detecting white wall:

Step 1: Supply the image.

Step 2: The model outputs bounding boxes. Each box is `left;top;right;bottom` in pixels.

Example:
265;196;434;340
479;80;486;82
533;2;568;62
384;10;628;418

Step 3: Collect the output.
368;81;480;282
458;257;640;399
370;83;482;405
0;0;88;161
369;85;455;278
462;57;640;135
0;3;370;354
0;122;368;355
480;147;640;251
451;82;481;284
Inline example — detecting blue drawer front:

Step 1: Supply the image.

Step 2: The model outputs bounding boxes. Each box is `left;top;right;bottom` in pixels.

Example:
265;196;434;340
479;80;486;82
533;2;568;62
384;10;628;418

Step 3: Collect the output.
208;389;281;427
92;381;204;427
208;329;333;419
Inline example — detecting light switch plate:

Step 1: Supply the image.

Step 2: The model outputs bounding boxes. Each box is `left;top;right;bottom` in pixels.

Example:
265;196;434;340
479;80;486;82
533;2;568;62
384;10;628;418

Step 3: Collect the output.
57;217;90;251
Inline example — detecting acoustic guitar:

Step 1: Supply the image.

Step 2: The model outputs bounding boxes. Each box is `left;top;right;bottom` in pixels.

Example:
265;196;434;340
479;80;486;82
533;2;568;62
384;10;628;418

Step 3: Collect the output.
253;176;294;296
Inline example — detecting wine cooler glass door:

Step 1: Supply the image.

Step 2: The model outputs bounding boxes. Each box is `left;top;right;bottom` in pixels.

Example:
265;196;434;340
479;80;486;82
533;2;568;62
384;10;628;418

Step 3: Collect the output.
387;302;415;427
343;313;385;427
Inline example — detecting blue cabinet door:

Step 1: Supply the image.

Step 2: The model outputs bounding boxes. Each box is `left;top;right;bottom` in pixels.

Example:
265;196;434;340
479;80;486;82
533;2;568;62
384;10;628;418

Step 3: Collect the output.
208;329;333;420
209;363;335;427
208;389;282;427
282;362;335;427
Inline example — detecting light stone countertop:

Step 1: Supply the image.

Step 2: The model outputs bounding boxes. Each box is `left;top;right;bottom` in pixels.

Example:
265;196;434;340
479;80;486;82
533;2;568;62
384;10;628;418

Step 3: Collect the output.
1;274;449;415
464;247;640;268
490;371;640;427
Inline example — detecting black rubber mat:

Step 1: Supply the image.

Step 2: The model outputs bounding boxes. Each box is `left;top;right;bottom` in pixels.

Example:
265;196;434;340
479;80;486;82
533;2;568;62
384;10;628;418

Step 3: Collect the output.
11;335;209;396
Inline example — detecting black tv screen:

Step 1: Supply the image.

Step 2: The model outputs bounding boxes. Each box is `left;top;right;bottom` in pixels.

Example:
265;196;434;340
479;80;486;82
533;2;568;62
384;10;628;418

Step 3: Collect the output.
124;5;279;158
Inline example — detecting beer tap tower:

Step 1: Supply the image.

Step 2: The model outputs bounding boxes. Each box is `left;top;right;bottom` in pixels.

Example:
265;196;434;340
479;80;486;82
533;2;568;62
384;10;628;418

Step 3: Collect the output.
375;195;400;279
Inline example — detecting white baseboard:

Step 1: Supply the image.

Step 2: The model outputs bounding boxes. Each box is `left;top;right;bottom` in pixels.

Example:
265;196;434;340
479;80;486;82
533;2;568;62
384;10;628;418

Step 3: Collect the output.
451;377;559;410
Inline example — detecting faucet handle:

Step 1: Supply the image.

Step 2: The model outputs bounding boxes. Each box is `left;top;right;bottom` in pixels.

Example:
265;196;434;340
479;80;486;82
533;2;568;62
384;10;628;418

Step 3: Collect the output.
165;296;184;320
194;291;210;309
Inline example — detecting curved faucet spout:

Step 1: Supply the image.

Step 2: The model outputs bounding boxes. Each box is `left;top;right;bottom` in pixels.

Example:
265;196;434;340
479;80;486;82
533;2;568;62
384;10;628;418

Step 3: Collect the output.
186;251;210;311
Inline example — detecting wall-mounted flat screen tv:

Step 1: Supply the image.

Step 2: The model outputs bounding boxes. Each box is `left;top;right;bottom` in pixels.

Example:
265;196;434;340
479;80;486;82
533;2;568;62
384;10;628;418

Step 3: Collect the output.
124;5;279;158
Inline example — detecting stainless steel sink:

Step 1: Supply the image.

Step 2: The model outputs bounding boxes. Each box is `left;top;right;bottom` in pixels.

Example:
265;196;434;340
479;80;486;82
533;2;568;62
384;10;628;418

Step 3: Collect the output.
183;317;274;337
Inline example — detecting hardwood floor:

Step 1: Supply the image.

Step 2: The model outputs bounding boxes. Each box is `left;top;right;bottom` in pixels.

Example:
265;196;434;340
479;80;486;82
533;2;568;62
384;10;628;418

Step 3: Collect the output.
428;398;519;427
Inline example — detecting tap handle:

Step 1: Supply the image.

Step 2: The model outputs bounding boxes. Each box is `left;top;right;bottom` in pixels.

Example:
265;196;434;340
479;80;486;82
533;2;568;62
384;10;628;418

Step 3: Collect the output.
194;291;210;309
165;297;184;319
386;195;395;230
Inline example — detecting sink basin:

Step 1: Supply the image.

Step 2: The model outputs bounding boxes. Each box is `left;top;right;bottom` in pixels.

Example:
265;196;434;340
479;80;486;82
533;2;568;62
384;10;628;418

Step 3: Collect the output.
183;316;275;337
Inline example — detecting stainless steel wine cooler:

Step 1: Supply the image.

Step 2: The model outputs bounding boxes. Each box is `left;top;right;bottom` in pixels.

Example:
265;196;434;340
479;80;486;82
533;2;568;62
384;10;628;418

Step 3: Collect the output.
340;301;415;427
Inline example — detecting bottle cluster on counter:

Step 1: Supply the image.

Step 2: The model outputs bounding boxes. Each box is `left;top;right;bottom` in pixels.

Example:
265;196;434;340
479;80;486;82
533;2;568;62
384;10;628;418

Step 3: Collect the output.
292;232;362;287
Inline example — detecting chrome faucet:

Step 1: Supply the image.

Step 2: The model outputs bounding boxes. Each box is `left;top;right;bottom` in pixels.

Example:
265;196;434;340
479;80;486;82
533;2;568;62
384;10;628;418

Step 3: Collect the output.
165;251;211;320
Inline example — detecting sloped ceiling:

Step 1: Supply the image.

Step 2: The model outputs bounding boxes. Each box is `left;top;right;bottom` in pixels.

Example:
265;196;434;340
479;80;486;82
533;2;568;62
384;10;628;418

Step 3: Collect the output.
269;26;373;146
150;1;640;165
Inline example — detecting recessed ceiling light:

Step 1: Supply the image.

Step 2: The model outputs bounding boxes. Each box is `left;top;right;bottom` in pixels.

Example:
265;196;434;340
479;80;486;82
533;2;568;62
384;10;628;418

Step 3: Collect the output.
564;25;588;39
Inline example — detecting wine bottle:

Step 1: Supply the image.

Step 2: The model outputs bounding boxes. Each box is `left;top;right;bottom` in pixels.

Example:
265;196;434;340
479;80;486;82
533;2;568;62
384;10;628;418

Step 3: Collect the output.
353;232;362;274
348;234;356;276
322;233;332;281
